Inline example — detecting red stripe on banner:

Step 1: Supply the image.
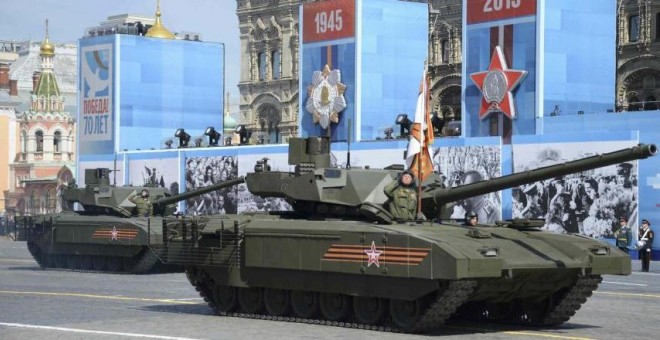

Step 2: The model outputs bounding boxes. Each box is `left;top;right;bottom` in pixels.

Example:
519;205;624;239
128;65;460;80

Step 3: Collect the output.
490;26;499;54
503;24;513;144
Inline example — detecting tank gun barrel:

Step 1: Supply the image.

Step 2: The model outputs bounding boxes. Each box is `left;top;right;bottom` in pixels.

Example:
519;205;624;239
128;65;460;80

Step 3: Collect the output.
154;177;245;208
429;143;656;206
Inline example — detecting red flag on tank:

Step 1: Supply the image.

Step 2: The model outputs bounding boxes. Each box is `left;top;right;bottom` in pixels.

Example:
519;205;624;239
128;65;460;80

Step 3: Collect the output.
406;67;434;182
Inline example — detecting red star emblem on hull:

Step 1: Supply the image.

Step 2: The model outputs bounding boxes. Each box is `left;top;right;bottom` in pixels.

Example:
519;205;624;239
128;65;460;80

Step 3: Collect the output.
364;241;383;268
470;46;527;119
110;226;119;241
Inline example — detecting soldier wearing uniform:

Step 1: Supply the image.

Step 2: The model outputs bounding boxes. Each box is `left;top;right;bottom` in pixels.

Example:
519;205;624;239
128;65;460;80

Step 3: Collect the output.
128;189;154;217
384;171;417;221
614;216;632;253
464;211;478;227
638;219;654;272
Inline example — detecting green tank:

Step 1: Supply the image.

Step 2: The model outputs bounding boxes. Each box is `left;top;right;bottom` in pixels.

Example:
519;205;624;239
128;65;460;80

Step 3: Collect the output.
18;168;243;273
157;137;656;332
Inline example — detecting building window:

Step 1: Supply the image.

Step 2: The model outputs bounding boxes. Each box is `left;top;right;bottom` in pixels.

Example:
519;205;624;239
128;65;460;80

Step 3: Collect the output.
258;52;267;81
645;96;657;110
54;131;61;152
21;131;27;153
629;15;640;42
628;96;641;111
656;13;660;41
272;50;281;80
441;39;449;63
36;130;44;152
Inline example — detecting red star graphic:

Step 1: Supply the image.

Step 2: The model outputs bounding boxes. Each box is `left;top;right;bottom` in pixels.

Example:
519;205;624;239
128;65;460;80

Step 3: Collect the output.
364;241;383;268
470;46;527;119
110;226;118;241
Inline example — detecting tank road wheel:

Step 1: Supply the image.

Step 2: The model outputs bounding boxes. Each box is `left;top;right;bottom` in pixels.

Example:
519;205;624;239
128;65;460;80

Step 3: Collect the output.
92;256;107;271
238;287;265;314
213;285;239;313
264;288;292;316
319;293;351;321
65;255;80;270
53;254;67;268
508;299;550;326
106;257;124;272
390;297;425;331
353;296;387;325
79;256;93;270
291;291;319;318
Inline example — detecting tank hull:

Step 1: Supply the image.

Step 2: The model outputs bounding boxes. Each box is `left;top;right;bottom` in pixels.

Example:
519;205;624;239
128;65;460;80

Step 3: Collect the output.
160;214;628;332
21;213;180;273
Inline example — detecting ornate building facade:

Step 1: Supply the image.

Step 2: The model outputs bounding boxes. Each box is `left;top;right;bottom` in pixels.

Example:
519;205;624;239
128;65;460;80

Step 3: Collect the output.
236;0;316;143
2;26;76;217
235;0;660;142
616;0;660;111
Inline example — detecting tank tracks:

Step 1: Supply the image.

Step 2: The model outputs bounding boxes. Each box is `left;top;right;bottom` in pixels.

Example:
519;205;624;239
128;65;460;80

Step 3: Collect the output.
186;267;477;333
537;275;602;326
25;241;167;274
454;275;602;327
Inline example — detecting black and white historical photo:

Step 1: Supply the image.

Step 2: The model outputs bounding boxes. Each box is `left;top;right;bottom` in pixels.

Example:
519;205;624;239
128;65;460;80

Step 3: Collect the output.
433;145;502;223
512;141;639;237
128;157;179;195
184;156;239;215
237;153;292;213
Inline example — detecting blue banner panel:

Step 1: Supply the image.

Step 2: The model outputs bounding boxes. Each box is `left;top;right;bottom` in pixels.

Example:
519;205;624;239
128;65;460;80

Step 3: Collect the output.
117;35;224;151
78;35;116;156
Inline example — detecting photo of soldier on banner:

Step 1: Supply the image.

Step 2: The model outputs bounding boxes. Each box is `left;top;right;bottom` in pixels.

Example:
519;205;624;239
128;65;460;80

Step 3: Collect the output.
512;141;639;237
433;145;502;223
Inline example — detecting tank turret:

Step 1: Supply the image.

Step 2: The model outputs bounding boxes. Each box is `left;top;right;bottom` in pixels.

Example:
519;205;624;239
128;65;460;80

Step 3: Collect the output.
62;168;244;217
245;137;657;224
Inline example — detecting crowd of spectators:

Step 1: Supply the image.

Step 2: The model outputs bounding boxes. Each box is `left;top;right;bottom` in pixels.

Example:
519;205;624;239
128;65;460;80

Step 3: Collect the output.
513;162;637;237
185;156;238;215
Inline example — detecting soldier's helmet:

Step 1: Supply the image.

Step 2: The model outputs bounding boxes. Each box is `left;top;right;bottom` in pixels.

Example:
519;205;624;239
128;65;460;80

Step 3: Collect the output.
465;211;478;221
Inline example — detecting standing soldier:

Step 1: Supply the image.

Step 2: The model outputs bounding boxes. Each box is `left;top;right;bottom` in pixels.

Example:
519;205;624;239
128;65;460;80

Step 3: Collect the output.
614;216;632;253
638;219;654;272
128;189;154;217
384;171;417;221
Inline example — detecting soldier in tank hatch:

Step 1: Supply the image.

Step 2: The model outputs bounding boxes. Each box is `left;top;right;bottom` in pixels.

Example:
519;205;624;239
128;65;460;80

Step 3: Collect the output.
464;211;478;227
128;189;154;217
384;170;417;221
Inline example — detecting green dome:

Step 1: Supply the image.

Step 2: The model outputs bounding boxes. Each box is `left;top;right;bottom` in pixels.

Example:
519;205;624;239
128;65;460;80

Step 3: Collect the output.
224;115;238;131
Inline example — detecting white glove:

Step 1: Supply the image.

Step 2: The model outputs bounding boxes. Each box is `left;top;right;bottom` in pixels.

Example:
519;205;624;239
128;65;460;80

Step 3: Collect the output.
647;249;651;252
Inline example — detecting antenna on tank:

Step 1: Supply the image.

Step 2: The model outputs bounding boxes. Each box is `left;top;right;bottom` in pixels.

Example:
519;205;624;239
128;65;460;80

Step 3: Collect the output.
346;118;352;169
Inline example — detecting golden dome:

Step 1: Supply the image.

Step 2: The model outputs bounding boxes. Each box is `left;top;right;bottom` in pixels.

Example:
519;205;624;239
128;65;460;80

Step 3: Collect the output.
40;19;55;56
40;38;55;56
145;0;175;39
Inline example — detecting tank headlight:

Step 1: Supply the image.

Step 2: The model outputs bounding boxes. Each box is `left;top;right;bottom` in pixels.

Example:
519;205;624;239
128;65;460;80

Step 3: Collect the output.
590;247;609;255
479;247;498;257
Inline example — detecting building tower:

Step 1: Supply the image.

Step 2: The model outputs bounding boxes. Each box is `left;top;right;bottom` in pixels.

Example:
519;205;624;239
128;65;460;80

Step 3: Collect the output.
236;0;314;144
4;20;75;216
616;0;660;111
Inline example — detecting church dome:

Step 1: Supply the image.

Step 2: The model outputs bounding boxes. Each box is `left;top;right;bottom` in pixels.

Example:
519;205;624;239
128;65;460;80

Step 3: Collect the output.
224;115;238;130
40;36;55;56
145;2;175;40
